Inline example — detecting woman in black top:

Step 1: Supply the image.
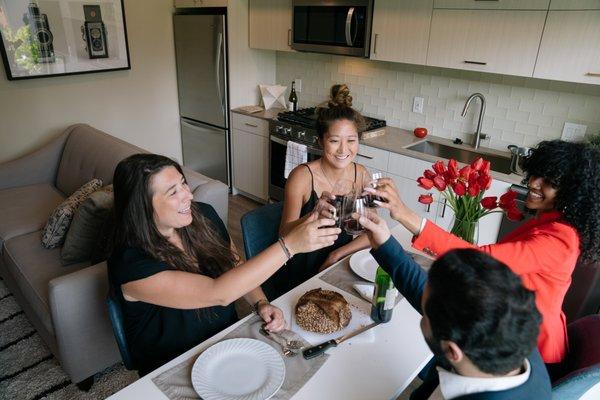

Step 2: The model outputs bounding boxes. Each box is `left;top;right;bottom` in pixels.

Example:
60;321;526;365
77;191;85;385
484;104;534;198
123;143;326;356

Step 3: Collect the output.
269;84;372;299
108;154;339;375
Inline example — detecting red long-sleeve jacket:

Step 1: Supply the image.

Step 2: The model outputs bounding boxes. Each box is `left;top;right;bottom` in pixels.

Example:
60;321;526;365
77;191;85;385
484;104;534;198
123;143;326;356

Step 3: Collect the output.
412;210;580;363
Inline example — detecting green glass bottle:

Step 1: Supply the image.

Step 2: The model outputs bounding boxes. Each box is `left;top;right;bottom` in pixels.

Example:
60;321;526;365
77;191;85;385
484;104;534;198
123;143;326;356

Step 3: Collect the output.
289;81;298;111
370;266;398;323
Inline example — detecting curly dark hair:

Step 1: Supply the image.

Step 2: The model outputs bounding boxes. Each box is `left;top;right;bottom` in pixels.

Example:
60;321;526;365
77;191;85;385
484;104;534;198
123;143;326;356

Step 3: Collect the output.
522;140;600;264
426;249;541;374
316;84;365;140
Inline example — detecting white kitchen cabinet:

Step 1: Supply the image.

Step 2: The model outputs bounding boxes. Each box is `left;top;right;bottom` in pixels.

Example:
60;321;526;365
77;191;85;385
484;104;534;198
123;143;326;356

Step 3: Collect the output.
549;0;600;10
370;0;433;65
232;129;269;201
231;113;270;201
533;11;600;84
426;10;546;77
433;0;549;9
388;172;438;222
356;145;390;172
249;0;294;52
174;0;227;7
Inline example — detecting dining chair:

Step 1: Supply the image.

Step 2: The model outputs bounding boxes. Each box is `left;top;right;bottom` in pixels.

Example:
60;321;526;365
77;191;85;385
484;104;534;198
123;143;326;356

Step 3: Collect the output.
240;201;284;260
551;315;600;399
106;284;135;371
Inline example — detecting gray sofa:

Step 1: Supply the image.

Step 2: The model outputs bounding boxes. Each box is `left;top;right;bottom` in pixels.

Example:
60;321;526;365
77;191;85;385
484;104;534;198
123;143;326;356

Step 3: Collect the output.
0;124;228;386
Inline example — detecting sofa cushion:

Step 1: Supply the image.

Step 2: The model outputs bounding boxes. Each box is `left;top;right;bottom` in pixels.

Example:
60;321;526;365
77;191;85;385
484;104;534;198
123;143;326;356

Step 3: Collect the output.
56;124;143;196
61;185;113;265
2;231;90;334
0;184;65;249
41;179;103;249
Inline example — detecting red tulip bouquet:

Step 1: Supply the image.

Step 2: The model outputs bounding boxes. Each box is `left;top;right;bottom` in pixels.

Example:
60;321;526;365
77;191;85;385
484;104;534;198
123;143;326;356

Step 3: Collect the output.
417;157;523;244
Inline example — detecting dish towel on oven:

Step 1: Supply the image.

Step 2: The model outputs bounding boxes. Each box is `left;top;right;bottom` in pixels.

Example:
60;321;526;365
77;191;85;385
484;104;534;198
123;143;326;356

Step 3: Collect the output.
284;141;307;179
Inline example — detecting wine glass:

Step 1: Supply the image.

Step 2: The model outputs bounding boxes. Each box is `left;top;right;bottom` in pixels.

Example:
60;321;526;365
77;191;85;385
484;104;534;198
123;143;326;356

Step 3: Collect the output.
319;178;354;227
341;193;367;235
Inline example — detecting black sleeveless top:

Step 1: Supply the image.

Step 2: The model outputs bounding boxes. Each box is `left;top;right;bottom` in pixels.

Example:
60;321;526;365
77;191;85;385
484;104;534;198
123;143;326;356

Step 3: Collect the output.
262;164;355;300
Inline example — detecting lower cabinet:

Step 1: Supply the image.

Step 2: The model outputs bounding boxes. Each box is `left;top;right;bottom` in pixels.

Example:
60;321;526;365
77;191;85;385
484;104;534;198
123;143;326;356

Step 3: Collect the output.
232;128;269;201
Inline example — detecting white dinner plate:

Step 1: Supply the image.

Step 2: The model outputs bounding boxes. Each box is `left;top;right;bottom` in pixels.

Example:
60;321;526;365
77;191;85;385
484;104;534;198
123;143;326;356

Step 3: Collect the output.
349;249;378;282
191;338;285;400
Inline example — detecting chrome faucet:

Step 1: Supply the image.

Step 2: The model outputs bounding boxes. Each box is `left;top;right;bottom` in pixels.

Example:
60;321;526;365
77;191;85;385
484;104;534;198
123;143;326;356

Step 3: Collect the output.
461;93;487;149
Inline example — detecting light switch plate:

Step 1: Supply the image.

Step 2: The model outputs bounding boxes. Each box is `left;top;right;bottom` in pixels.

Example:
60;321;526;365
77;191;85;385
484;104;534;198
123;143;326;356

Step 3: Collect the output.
413;96;424;114
561;122;587;142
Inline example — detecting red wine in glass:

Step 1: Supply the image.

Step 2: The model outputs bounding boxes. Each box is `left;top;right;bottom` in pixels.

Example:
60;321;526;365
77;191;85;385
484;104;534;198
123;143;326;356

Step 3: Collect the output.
342;218;365;235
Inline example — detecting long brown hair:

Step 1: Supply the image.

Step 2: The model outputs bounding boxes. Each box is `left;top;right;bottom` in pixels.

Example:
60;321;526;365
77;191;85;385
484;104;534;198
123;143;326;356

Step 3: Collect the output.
112;154;238;278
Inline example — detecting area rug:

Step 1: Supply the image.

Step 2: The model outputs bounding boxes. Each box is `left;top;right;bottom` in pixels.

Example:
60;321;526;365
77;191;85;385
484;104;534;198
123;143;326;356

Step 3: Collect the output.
0;278;138;400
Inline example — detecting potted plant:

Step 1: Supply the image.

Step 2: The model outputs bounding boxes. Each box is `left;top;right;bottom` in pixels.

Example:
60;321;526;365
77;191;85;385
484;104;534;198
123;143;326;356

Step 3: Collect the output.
416;158;523;244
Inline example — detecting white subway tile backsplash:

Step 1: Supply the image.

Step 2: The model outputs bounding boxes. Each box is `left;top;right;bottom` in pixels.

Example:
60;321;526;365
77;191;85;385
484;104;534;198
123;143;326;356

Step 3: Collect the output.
276;52;600;151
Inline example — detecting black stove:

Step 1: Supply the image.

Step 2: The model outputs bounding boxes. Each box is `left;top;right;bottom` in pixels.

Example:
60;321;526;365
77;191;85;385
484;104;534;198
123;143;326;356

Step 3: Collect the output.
277;107;386;131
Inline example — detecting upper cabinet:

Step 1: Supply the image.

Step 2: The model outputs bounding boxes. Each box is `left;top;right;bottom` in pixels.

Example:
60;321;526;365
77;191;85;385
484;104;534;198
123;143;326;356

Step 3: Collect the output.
370;0;433;65
433;0;549;9
534;11;600;84
426;10;546;77
549;0;600;10
249;0;294;52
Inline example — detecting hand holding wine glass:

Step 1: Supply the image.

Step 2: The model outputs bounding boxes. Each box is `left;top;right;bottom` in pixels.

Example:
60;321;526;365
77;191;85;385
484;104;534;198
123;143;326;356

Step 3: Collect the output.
341;193;368;236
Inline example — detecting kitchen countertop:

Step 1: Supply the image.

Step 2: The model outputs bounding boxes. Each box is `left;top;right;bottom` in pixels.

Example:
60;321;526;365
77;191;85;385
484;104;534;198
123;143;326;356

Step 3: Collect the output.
231;107;525;186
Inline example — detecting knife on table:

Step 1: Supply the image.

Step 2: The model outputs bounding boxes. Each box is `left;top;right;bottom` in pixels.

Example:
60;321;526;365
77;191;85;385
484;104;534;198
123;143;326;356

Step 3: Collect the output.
302;322;380;359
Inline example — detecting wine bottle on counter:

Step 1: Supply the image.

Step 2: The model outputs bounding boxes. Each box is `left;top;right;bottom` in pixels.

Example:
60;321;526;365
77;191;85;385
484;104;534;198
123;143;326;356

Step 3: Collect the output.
289;80;298;111
370;266;397;323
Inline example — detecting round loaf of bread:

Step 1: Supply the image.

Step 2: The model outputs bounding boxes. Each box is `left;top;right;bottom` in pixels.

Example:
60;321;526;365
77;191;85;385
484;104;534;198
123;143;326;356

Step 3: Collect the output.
295;288;352;334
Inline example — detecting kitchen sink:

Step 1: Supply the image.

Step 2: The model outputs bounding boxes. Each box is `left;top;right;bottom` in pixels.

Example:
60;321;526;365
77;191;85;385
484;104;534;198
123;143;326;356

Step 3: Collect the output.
406;141;513;174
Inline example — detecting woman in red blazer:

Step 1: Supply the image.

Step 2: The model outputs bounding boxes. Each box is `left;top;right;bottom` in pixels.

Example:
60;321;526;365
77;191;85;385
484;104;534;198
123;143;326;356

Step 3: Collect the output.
365;140;600;371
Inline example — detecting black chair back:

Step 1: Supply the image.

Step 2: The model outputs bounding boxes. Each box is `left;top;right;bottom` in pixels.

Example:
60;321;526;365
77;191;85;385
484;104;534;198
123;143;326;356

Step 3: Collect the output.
106;285;135;370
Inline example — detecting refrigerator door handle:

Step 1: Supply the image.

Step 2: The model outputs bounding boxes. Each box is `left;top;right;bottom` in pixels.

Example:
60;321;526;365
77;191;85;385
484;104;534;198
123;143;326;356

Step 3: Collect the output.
215;31;224;117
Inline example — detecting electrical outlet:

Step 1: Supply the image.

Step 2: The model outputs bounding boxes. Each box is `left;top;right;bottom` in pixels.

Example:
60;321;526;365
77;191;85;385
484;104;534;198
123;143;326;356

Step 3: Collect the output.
295;79;302;92
413;96;424;114
561;122;587;142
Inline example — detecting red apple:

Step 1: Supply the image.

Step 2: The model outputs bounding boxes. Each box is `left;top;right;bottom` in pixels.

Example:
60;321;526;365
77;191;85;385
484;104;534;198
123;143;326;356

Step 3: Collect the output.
414;127;428;138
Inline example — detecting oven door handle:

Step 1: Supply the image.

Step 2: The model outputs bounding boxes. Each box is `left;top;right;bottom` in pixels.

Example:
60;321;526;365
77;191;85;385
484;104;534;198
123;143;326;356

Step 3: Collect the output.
270;135;322;155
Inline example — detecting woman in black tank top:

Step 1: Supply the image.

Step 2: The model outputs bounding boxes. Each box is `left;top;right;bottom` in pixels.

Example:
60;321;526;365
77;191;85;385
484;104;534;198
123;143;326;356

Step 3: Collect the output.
263;84;373;300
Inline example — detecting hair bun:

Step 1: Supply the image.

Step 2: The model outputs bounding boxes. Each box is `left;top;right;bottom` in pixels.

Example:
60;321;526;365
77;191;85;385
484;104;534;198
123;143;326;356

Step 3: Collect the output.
328;84;352;108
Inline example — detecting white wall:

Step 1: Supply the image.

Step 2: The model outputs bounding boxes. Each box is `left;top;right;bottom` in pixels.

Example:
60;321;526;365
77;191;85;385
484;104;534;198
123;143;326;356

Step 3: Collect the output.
277;52;600;151
0;0;182;163
227;0;276;108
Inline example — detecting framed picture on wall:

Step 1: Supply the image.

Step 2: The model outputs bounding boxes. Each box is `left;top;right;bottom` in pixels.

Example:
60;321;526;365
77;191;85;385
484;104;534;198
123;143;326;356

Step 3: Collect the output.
0;0;130;80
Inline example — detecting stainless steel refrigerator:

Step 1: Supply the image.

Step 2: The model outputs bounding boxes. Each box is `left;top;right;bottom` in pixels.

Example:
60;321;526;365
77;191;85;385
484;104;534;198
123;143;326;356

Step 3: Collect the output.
174;10;229;185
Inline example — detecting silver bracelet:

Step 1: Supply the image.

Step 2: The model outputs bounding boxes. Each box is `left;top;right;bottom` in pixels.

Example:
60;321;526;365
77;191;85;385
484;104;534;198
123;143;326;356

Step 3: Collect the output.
278;236;292;260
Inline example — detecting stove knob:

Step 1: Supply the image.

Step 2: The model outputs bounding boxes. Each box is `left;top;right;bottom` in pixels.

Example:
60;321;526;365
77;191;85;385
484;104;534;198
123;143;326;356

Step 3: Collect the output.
284;127;292;135
276;125;284;134
298;130;306;139
312;136;318;144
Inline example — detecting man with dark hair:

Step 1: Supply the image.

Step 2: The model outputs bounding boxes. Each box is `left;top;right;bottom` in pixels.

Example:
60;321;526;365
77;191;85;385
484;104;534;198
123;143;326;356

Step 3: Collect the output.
358;212;551;399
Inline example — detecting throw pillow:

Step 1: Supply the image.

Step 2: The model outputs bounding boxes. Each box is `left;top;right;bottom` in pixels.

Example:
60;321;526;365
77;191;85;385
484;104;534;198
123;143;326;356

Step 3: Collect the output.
61;185;113;265
41;179;103;249
90;208;115;266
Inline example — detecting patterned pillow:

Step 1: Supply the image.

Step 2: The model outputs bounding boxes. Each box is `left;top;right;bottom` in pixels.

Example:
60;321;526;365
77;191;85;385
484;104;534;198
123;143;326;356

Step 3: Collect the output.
41;179;103;249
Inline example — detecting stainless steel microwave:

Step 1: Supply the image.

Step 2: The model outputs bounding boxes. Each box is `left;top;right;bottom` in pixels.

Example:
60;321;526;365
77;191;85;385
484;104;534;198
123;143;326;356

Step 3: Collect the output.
292;0;373;58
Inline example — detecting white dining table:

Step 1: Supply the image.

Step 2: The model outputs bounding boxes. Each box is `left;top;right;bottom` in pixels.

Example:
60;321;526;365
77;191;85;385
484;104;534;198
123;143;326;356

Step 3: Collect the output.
108;226;433;400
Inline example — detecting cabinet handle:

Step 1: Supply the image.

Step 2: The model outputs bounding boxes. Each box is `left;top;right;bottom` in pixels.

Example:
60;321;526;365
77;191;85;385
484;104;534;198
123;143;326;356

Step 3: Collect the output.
357;153;373;160
288;29;292;47
440;198;447;218
373;34;378;55
464;60;487;66
474;0;500;2
245;123;258;128
426;203;431;213
585;72;600;77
